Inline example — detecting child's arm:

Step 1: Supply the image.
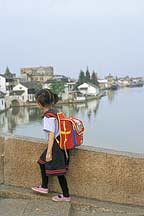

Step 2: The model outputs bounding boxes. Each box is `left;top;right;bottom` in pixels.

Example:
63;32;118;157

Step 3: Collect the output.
46;131;55;162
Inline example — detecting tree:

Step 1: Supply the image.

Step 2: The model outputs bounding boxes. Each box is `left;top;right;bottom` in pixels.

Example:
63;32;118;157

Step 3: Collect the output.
5;66;10;74
91;71;99;86
85;66;90;82
78;70;85;84
50;80;65;96
5;66;12;77
34;81;42;92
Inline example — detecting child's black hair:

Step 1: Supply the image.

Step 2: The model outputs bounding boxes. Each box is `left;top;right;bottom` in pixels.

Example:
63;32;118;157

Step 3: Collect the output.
35;89;59;107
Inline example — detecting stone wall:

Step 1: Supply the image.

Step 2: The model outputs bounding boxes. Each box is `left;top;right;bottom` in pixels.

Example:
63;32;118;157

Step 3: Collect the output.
0;137;4;184
0;135;144;206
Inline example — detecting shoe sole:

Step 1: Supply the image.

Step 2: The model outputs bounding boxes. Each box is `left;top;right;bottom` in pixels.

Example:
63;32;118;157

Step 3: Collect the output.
32;188;48;194
52;197;71;202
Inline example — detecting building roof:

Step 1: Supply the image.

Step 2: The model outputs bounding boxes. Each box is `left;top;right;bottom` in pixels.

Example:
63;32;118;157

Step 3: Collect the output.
10;90;25;96
98;79;108;83
0;91;5;98
0;74;5;78
21;66;53;70
20;81;38;89
78;82;98;89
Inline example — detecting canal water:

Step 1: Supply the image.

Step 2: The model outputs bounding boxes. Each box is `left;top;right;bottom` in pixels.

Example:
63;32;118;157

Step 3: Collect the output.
0;87;144;154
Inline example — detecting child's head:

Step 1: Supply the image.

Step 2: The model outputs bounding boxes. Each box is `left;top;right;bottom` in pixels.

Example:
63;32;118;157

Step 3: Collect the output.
35;89;59;108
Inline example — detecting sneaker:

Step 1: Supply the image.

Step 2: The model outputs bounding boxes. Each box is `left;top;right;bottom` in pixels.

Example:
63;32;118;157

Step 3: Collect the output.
31;186;48;194
52;194;71;202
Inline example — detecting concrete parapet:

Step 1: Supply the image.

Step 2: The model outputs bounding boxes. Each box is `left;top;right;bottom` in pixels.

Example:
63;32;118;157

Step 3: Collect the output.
1;135;144;206
0;136;4;184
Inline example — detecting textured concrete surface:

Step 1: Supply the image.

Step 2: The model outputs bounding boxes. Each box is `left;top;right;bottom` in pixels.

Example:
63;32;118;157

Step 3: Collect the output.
0;199;70;216
1;135;144;206
1;186;144;216
0;136;4;184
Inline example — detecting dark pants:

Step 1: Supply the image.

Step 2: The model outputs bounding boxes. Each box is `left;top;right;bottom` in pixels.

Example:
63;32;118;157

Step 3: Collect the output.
39;163;70;197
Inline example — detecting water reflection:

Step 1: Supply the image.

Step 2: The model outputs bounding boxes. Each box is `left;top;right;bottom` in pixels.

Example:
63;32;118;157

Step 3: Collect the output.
0;100;100;134
0;107;42;134
107;90;116;103
1;87;144;153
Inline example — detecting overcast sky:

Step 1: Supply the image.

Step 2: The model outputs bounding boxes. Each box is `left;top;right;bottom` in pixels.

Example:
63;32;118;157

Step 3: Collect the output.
0;0;144;78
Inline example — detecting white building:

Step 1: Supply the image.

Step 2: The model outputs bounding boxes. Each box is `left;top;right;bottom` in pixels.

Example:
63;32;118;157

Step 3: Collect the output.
0;74;6;93
13;83;28;102
98;79;108;89
61;81;76;101
0;91;6;111
78;83;99;96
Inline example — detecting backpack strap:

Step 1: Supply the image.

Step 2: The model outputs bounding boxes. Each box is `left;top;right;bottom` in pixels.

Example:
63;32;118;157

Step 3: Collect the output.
43;109;69;159
42;109;58;119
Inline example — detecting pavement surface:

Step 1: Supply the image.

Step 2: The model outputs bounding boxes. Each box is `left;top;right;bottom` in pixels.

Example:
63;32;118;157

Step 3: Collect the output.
1;185;144;216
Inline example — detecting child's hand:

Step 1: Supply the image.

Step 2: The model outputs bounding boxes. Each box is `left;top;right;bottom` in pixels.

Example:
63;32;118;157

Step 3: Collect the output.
46;152;52;162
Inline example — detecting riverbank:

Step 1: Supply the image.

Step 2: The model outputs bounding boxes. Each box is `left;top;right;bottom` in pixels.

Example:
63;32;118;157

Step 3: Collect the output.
2;92;105;108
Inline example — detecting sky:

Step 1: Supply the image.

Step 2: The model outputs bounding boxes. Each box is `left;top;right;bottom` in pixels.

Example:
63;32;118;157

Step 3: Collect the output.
0;0;144;79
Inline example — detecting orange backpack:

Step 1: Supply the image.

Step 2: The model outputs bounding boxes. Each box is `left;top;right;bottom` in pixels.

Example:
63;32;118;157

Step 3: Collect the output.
43;111;85;150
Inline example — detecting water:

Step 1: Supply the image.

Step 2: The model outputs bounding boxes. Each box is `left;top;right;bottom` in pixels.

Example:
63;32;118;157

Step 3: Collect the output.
0;87;144;154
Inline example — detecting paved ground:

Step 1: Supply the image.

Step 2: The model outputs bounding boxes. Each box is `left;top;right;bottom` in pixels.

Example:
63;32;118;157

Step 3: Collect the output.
0;198;70;216
1;185;144;216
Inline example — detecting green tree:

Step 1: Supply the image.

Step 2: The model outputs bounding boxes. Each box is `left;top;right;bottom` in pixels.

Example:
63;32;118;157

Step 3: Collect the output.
78;70;85;84
5;66;12;77
91;71;99;86
50;80;65;96
35;81;42;91
85;66;90;82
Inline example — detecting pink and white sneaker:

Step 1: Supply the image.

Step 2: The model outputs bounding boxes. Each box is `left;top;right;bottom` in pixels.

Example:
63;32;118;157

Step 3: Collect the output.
31;186;48;194
52;194;71;202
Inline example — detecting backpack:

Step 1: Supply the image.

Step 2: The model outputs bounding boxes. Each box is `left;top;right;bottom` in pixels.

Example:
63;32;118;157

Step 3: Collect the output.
43;110;85;151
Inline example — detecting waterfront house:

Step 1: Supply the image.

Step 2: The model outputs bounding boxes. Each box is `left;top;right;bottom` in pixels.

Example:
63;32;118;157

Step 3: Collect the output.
61;81;77;101
13;82;37;102
0;91;6;111
4;69;17;95
5;81;37;107
43;76;77;101
105;74;116;88
0;74;6;93
98;79;108;90
77;83;99;96
129;77;144;87
118;77;130;87
43;75;71;89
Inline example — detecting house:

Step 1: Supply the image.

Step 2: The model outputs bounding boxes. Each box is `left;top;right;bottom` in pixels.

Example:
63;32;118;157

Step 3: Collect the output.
98;79;108;89
43;75;72;89
21;66;54;82
3;69;17;95
0;74;6;93
43;76;77;101
105;74;115;88
5;81;38;107
61;81;77;101
13;82;37;102
118;77;130;87
0;91;6;111
129;77;144;87
77;83;99;96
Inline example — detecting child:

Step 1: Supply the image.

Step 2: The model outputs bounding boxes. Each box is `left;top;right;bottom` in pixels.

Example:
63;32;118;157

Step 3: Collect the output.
32;89;71;202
